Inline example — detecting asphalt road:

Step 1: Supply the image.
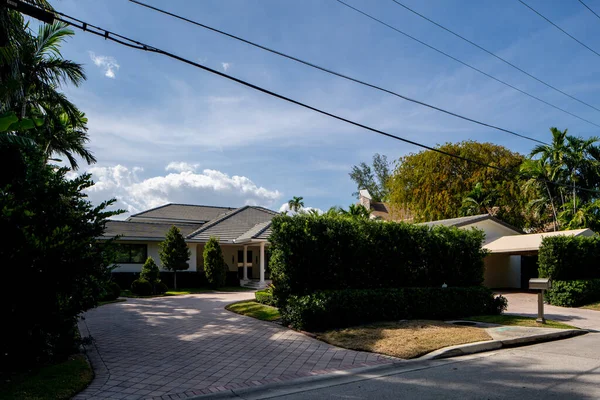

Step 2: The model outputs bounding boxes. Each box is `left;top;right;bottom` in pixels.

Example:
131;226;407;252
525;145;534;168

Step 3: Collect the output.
208;333;600;400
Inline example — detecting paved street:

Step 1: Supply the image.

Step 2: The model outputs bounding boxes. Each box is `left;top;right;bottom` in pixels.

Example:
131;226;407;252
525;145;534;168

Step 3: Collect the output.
76;293;394;400
239;333;600;399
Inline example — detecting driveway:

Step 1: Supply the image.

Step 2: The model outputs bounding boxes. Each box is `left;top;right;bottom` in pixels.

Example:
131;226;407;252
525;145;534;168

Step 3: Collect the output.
501;291;600;331
76;292;394;400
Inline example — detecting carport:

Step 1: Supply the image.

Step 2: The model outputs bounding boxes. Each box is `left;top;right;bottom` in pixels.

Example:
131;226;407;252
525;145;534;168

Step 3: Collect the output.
482;228;595;289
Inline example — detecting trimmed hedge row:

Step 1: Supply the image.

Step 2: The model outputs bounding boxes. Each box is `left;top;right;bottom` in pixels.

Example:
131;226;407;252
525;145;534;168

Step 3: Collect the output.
111;271;240;289
281;287;507;331
538;235;600;281
255;288;276;306
269;215;487;304
544;279;600;307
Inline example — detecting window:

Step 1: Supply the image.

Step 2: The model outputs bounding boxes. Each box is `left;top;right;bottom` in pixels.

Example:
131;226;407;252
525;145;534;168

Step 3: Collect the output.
237;250;253;264
113;244;147;264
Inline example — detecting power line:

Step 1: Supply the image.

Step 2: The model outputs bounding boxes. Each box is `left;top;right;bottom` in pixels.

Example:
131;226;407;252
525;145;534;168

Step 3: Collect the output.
10;1;600;195
388;0;600;114
518;0;600;59
335;0;600;130
578;0;600;21
128;0;551;145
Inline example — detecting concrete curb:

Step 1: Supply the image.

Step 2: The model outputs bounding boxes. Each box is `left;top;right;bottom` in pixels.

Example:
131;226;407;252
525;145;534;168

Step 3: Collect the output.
190;328;588;399
420;328;588;360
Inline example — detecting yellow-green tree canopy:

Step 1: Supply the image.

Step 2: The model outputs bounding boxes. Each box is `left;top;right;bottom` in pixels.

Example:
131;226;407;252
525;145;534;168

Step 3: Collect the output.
388;141;526;228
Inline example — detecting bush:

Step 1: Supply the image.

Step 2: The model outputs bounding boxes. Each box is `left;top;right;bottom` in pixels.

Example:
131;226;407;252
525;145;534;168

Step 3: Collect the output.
203;237;227;288
140;257;160;284
255;287;276;306
280;287;506;331
544;279;600;307
538;235;600;280
100;281;121;301
131;279;153;296
269;215;487;306
154;281;169;295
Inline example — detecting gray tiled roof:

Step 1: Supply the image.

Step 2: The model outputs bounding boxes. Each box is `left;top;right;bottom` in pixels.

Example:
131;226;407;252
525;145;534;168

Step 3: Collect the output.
188;206;277;243
104;221;202;240
418;214;522;233
130;204;235;223
235;221;272;242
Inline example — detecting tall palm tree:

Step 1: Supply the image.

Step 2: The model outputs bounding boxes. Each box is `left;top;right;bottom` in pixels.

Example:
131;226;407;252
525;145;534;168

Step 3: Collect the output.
460;182;498;216
288;196;304;213
520;159;559;231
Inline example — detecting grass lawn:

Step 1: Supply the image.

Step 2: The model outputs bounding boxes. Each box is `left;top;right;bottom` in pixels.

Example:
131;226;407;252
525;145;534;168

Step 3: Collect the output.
582;302;600;311
466;315;578;329
225;300;281;321
0;354;93;400
318;320;491;359
120;286;253;298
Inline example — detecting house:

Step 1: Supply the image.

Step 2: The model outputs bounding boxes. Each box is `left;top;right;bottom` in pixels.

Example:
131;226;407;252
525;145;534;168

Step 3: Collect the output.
103;203;277;288
358;189;413;222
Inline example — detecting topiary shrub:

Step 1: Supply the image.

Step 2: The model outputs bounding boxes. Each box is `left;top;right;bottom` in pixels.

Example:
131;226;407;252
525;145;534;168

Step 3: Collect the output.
140;257;160;284
131;279;153;296
203;236;227;288
544;279;600;307
255;286;276;306
100;281;121;301
154;282;169;295
281;287;505;331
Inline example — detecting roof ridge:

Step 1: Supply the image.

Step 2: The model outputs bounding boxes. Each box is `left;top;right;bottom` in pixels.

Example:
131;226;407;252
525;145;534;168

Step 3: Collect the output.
166;203;236;210
250;205;279;215
130;203;173;218
185;206;250;238
252;220;272;239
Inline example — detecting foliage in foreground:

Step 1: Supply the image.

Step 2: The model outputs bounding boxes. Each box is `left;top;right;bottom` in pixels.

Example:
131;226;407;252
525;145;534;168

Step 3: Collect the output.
203;236;227;288
280;287;506;331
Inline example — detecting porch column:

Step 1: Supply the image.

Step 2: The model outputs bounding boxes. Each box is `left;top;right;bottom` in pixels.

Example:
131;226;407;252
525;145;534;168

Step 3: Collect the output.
259;242;265;284
243;245;248;280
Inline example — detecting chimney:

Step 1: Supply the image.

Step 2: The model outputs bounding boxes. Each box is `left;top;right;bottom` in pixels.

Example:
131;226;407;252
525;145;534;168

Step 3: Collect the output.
358;189;372;210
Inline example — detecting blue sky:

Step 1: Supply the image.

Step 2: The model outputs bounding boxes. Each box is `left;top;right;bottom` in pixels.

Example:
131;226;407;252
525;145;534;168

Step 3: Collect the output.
48;0;600;217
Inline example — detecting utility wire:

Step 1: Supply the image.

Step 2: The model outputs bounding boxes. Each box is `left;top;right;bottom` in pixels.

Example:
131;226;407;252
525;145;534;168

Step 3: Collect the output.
389;0;600;114
128;0;551;145
518;0;600;59
18;4;600;195
578;0;600;21
335;0;600;130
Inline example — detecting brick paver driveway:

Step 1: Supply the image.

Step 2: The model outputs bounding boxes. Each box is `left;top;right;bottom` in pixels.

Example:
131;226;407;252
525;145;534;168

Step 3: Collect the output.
76;292;394;400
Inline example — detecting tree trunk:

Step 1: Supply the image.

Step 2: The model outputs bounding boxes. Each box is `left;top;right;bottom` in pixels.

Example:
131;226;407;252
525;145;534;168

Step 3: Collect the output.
173;270;177;290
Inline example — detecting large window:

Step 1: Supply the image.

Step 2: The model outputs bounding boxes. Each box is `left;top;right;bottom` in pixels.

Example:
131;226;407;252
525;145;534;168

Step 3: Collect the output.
113;243;147;264
237;250;253;264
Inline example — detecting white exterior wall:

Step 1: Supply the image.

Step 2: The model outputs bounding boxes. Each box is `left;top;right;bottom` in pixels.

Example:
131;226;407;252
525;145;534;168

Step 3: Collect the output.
483;254;521;288
111;241;197;273
460;220;521;244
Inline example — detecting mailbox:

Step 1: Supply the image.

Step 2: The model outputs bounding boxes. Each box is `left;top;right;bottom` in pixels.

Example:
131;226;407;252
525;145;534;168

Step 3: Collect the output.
529;278;552;290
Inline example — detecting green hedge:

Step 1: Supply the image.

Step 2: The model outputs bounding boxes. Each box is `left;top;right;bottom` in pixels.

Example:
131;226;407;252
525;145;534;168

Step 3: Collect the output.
269;215;487;305
281;287;506;331
255;288;275;306
544;279;600;307
538;235;600;280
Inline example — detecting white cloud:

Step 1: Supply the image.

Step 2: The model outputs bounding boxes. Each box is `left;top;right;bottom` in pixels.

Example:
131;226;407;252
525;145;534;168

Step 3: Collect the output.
165;161;200;173
278;202;323;215
83;164;281;218
221;62;231;72
89;52;120;78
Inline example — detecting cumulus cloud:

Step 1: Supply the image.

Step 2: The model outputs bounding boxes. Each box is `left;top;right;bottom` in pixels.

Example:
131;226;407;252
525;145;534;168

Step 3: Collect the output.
165;161;200;173
83;164;281;218
278;202;323;215
89;52;120;78
221;62;231;72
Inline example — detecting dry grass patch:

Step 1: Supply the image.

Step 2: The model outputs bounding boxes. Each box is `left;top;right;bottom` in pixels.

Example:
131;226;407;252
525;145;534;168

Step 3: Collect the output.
318;320;492;359
582;302;600;311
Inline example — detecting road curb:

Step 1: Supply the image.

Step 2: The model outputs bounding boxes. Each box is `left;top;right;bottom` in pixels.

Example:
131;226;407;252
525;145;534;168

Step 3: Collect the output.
421;328;588;360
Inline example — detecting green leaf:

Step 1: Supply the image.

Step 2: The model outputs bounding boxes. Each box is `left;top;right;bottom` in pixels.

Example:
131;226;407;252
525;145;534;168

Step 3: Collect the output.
0;112;19;132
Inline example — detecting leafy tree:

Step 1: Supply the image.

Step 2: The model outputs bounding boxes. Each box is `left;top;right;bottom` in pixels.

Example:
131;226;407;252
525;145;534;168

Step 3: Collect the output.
140;256;160;285
460;182;499;216
203;236;227;288
388;141;526;228
341;204;371;219
287;196;304;212
159;226;190;289
1;146;119;372
349;153;391;202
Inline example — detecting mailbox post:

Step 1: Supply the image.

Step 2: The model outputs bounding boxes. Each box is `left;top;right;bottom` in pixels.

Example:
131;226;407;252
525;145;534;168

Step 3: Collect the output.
529;278;552;324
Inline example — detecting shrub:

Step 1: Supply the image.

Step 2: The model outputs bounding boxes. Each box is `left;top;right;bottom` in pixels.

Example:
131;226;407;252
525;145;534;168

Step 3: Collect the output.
159;226;191;289
154;282;169;295
255;287;276;306
544;279;600;307
100;281;121;301
131;279;153;296
203;237;227;288
140;257;160;284
280;287;505;331
269;214;487;306
538;235;600;280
